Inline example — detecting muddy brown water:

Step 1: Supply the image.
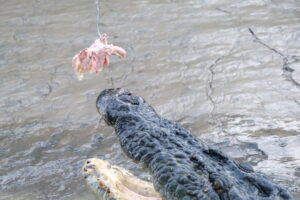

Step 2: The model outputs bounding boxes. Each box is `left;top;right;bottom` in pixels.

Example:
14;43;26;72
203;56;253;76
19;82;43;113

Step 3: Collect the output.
1;0;300;199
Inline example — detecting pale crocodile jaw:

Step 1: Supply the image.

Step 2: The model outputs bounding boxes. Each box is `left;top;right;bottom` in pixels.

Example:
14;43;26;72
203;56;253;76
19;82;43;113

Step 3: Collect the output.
82;158;162;200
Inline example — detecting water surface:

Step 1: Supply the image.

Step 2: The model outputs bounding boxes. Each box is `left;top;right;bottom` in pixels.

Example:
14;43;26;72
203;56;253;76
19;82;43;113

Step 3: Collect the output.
1;0;300;199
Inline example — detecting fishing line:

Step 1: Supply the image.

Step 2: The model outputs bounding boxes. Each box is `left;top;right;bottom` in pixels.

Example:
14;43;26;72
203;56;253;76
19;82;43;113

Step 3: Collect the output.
96;0;102;38
95;0;115;88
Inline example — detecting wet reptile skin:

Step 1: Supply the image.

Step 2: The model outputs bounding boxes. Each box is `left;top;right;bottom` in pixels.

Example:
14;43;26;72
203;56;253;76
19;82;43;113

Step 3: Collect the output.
96;88;293;200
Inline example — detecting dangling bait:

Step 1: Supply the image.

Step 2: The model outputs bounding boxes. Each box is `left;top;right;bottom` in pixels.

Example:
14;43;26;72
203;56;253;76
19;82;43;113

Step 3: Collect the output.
72;34;126;80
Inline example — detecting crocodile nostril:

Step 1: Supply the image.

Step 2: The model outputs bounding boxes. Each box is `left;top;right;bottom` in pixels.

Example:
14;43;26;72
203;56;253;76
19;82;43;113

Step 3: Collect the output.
131;101;139;105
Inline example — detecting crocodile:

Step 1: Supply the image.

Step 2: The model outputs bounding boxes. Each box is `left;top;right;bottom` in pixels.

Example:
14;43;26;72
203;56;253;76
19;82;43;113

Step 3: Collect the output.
94;88;293;200
82;158;162;200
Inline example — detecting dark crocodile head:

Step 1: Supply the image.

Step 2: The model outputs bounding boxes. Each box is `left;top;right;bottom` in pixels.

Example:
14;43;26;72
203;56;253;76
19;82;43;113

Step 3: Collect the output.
96;88;156;126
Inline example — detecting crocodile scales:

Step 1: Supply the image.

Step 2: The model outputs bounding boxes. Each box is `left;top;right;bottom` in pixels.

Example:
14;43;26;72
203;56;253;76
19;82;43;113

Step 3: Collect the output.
95;88;293;200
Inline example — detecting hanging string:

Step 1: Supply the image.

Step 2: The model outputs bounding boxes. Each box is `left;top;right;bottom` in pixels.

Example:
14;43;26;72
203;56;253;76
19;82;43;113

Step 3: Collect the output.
109;73;115;88
96;0;101;38
95;0;115;88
